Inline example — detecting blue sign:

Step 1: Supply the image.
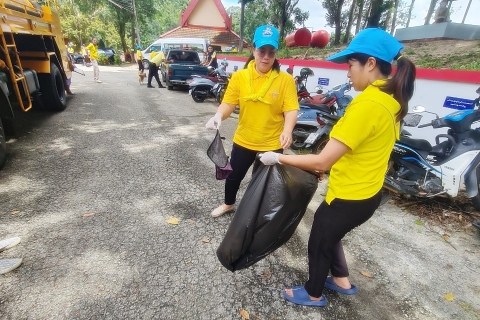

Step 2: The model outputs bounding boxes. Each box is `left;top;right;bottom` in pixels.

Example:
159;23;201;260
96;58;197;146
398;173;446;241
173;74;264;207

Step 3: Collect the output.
318;77;329;86
443;96;475;110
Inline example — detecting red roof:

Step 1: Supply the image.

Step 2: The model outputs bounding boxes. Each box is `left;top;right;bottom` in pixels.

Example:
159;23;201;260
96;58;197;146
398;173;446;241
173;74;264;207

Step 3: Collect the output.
160;26;249;47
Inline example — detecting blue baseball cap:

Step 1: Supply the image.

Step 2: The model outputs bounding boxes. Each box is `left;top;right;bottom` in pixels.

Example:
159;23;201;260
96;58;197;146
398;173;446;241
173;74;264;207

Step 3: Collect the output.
136;45;141;49
253;25;279;49
327;28;403;64
151;46;156;51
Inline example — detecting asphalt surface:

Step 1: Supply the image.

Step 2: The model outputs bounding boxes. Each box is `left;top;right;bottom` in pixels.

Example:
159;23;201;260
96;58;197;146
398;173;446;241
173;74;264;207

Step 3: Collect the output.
0;64;479;320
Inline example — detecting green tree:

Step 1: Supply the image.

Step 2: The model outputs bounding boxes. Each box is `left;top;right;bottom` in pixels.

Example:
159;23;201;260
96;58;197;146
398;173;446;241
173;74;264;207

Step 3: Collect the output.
323;0;345;45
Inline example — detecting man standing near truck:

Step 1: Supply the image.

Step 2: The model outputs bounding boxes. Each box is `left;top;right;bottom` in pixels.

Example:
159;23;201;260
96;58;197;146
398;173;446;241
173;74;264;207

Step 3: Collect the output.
86;38;101;83
147;47;166;88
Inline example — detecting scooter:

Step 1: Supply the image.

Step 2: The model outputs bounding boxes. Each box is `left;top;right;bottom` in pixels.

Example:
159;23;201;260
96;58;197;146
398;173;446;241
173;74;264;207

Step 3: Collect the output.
382;87;480;210
291;82;353;151
189;59;229;103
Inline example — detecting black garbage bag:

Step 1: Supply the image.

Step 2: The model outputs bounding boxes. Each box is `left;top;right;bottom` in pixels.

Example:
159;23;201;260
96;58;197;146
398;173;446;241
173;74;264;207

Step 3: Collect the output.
207;130;233;180
217;159;318;271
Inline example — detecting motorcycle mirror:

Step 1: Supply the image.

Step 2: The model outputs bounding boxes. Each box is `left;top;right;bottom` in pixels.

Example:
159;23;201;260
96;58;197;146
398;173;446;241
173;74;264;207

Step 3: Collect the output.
412;105;425;113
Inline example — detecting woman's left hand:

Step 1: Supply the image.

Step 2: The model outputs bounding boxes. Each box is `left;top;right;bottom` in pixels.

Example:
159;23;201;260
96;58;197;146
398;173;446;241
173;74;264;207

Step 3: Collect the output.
280;131;293;150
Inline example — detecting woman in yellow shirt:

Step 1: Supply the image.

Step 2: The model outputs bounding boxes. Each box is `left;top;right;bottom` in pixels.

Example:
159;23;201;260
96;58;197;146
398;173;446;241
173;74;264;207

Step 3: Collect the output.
205;25;299;218
260;28;416;307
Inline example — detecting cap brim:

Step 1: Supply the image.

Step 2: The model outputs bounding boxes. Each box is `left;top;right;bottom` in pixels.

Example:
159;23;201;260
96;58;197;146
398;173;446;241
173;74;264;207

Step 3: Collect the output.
326;48;355;64
255;40;278;50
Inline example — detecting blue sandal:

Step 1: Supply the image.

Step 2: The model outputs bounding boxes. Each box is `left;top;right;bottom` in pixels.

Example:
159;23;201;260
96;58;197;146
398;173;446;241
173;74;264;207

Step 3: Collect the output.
324;277;358;295
282;286;327;307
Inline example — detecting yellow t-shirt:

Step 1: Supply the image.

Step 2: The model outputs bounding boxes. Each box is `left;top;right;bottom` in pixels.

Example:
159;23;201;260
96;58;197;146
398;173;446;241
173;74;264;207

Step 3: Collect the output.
150;51;165;66
136;49;142;60
67;47;74;54
85;43;98;60
222;64;299;151
150;51;158;59
326;80;401;204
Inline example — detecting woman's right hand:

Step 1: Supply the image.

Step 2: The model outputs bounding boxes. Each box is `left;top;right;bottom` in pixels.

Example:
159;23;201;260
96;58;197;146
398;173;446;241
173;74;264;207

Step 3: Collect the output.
205;112;223;130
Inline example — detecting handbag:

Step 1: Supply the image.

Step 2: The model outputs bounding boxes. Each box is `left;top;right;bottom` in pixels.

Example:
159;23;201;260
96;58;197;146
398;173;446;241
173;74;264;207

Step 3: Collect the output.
207;130;233;180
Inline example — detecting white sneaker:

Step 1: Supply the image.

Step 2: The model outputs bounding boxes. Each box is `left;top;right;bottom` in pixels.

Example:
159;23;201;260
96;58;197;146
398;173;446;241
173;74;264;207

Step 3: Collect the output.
210;205;234;218
0;237;21;252
95;79;102;83
0;258;23;274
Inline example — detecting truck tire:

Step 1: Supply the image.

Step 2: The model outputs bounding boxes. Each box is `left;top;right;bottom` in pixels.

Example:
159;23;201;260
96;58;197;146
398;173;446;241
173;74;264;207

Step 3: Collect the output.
0;118;6;170
38;63;67;111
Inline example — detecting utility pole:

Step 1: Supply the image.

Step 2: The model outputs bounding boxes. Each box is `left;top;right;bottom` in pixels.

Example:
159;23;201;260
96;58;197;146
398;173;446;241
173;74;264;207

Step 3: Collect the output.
461;0;472;24
132;0;141;45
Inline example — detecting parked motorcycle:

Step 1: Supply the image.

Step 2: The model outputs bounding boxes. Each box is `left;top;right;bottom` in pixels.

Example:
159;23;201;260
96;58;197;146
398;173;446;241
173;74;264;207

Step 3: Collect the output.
189;59;229;103
291;82;353;152
382;87;480;210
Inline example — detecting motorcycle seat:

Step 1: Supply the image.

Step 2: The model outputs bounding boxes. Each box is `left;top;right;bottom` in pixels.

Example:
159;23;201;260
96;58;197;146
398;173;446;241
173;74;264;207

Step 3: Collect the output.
399;136;432;155
300;103;331;114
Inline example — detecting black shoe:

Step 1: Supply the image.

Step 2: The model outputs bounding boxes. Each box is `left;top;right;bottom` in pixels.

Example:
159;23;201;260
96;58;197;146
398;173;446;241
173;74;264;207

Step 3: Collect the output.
158;85;165;88
147;85;155;88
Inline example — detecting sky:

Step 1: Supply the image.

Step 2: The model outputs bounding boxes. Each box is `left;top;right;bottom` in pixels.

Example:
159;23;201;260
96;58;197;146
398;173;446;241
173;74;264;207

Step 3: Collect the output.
220;0;479;34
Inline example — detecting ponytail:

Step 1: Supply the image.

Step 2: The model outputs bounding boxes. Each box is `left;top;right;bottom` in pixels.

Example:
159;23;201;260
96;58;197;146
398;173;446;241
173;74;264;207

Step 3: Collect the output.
381;55;416;122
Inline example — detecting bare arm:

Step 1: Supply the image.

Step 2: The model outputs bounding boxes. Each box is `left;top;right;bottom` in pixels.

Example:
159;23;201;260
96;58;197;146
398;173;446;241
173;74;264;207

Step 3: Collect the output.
216;102;237;119
280;110;298;149
278;138;349;172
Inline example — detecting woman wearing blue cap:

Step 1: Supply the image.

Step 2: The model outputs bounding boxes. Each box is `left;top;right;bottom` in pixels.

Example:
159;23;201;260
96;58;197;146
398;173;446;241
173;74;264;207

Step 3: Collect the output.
260;27;416;307
205;25;299;218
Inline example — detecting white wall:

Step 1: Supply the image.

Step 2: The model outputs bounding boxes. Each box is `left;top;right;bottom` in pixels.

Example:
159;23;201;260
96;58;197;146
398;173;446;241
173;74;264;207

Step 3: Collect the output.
222;58;480;144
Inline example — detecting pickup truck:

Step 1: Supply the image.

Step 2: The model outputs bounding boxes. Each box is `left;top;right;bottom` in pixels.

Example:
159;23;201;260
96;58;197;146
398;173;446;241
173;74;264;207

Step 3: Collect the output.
160;50;209;90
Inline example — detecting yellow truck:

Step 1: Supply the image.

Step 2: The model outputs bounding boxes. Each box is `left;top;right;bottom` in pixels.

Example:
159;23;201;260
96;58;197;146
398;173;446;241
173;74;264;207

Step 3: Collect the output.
0;0;71;169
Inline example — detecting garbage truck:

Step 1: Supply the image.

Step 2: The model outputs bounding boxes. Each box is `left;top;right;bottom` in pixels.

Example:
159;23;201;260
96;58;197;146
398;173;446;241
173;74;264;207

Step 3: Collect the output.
0;0;71;170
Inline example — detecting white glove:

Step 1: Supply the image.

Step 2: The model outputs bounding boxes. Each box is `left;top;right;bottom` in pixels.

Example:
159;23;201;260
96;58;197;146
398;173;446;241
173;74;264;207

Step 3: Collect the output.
205;112;223;130
259;152;281;165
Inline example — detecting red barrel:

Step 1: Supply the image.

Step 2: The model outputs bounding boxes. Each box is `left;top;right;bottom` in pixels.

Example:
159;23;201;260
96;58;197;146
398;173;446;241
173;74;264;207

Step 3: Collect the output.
310;30;330;48
285;28;312;47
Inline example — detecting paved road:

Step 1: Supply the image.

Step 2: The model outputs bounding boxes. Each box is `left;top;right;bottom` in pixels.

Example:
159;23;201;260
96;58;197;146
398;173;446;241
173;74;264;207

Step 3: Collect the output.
0;65;479;319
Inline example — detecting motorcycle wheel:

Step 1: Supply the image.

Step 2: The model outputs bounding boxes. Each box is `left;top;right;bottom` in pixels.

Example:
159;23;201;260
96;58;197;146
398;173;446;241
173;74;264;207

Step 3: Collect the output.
216;87;225;103
291;127;309;150
311;136;330;155
191;88;206;103
470;167;480;210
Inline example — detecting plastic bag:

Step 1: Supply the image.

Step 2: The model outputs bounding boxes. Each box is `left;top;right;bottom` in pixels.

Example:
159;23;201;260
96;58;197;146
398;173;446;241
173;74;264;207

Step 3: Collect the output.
216;159;319;271
207;130;232;180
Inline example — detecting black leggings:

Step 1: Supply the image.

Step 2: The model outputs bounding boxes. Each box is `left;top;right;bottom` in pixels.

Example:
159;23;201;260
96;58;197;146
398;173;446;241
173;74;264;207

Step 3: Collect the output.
224;143;282;205
304;192;382;298
138;60;144;72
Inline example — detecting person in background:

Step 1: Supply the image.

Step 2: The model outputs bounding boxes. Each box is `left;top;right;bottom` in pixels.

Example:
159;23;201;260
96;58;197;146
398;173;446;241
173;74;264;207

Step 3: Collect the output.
136;45;144;73
231;44;237;53
259;28;416;307
147;47;166;89
204;45;218;69
0;237;22;275
86;37;101;83
205;25;298;218
67;42;74;59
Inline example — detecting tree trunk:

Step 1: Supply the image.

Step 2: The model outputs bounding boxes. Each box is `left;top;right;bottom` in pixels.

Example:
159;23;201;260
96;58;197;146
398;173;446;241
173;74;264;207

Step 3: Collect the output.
363;0;372;29
406;0;415;27
239;1;246;52
390;0;399;34
343;0;357;43
424;0;438;25
334;0;345;44
355;0;365;34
